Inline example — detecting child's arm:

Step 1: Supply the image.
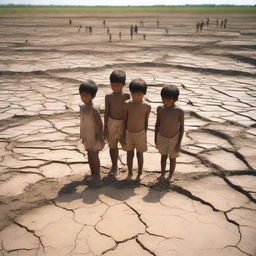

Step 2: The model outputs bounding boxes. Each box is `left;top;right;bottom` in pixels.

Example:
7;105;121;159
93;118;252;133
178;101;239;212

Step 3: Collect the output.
104;96;110;139
154;106;161;146
175;108;185;151
93;107;104;142
144;105;151;131
120;102;128;145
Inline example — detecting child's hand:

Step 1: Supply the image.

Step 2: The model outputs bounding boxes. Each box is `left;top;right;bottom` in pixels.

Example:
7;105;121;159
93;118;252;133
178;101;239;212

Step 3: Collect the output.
103;127;108;141
120;134;126;145
175;143;181;152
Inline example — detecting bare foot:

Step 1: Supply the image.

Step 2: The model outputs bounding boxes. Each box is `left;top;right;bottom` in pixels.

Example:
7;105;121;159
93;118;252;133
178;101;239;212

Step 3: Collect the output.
109;167;118;178
167;175;175;183
135;173;142;181
126;173;133;181
84;175;94;182
157;174;165;181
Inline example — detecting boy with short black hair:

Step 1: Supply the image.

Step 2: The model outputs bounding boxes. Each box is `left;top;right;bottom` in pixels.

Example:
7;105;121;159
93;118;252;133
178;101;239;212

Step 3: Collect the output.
155;84;184;181
104;70;130;177
122;78;151;181
79;80;104;183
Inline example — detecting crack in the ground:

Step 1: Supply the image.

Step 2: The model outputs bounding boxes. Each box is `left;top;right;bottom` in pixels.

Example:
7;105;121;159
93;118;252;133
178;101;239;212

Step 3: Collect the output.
222;175;256;204
225;245;252;256
136;237;156;256
1;60;255;78
12;220;45;253
169;184;219;212
220;105;255;122
69;225;87;256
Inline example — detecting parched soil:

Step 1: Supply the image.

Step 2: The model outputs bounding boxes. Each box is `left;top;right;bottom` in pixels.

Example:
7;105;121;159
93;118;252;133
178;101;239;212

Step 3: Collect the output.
0;12;255;256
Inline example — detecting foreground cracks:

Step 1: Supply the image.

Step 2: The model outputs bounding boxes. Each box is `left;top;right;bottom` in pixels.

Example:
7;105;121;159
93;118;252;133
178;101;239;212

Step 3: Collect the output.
12;219;45;254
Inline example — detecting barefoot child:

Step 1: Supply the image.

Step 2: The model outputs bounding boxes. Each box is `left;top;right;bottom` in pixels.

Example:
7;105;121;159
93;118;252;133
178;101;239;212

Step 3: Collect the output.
122;79;151;180
79;80;104;182
155;85;184;181
104;70;130;177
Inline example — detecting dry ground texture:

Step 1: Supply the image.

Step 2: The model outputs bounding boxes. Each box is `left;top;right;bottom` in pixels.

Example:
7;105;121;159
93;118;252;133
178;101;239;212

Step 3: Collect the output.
0;10;256;256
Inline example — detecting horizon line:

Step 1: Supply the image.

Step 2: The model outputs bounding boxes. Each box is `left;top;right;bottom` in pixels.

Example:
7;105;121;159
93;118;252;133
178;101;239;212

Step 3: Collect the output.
1;4;255;6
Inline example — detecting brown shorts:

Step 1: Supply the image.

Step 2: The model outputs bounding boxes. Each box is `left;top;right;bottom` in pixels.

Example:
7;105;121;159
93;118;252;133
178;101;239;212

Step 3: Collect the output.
107;117;123;148
83;139;105;152
156;132;179;158
123;130;147;153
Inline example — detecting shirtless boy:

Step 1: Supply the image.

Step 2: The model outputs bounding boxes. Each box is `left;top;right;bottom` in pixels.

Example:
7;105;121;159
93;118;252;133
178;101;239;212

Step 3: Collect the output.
79;80;104;182
122;78;151;180
155;85;184;181
104;70;130;177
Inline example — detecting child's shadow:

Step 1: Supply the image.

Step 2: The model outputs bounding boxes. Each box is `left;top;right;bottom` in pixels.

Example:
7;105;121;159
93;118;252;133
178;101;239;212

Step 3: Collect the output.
143;179;171;203
56;177;139;206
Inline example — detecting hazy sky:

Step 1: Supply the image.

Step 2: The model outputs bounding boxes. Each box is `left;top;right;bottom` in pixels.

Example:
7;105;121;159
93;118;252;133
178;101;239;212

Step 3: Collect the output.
0;0;255;5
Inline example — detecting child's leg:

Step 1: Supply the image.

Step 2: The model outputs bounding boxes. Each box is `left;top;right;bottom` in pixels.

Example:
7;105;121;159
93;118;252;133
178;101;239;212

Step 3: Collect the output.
167;158;176;181
127;150;134;179
109;148;118;175
88;150;100;181
160;154;168;178
136;151;143;179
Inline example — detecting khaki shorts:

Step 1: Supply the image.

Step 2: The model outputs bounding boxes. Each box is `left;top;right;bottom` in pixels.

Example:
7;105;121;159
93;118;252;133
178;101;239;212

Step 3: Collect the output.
107;118;123;148
156;132;179;158
83;139;105;152
123;130;147;153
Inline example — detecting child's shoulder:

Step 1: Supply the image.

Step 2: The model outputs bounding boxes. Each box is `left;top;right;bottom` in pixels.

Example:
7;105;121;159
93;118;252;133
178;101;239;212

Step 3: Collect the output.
105;92;130;98
125;99;133;104
92;104;101;112
142;101;151;109
174;105;184;113
157;105;164;111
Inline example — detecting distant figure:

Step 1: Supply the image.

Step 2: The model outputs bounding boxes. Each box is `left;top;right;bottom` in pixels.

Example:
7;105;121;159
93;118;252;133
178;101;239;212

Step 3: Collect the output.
103;20;106;27
206;18;209;26
107;27;110;35
140;21;144;27
134;24;138;34
25;40;28;43
89;26;92;34
196;22;200;32
109;34;112;42
119;31;122;40
130;25;134;40
157;20;160;27
78;25;82;33
200;21;204;31
69;19;72;25
224;19;227;28
143;34;146;40
220;20;224;28
216;18;219;27
165;28;169;34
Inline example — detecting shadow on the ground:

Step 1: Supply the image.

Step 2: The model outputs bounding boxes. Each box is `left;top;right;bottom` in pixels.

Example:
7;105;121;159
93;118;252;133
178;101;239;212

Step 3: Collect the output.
56;175;141;205
56;173;172;205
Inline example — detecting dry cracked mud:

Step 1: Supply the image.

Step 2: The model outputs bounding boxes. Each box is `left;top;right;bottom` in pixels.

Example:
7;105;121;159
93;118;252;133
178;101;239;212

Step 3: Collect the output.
0;12;255;256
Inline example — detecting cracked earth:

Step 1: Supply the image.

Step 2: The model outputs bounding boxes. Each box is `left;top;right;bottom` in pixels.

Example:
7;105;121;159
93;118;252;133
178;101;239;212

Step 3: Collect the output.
0;12;255;256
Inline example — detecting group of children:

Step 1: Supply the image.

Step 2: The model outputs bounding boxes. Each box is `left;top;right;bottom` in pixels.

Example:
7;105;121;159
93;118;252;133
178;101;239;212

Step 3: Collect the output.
79;70;184;184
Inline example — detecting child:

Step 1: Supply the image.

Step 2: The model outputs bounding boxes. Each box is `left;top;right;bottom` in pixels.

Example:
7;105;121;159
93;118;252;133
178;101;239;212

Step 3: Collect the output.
155;85;184;181
122;78;151;181
79;80;104;183
104;70;130;177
